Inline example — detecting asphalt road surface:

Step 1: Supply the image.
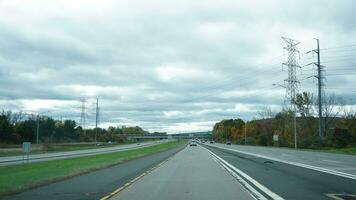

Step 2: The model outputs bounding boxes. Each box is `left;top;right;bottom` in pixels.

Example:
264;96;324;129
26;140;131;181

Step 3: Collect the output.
207;143;356;176
203;144;356;200
3;142;356;200
3;144;185;200
0;140;168;166
110;145;255;200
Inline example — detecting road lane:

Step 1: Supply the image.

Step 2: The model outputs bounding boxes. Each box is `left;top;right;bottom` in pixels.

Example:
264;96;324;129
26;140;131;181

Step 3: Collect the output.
207;143;356;176
0;140;168;166
3;144;184;200
204;145;356;200
110;145;255;200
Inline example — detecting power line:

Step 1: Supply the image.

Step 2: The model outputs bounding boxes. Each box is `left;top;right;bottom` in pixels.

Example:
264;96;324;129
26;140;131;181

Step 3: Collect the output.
320;44;356;50
321;48;356;53
324;72;356;76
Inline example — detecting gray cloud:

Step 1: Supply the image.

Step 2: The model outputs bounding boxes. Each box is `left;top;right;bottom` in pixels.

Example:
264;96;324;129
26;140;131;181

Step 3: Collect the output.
0;0;355;133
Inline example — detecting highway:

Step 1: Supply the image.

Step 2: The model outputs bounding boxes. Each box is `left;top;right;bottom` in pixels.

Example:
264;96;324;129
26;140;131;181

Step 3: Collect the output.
109;145;255;200
206;143;356;176
108;143;356;200
203;144;356;200
0;140;167;166
3;142;356;200
3;144;185;200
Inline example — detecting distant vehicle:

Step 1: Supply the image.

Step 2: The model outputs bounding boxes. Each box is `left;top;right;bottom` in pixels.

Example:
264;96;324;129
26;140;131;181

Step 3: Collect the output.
226;141;231;145
210;141;214;144
190;141;197;146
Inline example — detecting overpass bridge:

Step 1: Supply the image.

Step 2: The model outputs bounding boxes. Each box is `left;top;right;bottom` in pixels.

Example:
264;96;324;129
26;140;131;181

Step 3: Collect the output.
126;132;212;141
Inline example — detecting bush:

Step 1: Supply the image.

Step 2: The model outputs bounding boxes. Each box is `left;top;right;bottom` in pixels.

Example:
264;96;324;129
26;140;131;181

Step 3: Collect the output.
330;128;352;148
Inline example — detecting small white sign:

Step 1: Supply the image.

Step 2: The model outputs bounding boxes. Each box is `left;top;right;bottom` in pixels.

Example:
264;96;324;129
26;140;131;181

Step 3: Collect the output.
273;134;279;142
22;142;31;153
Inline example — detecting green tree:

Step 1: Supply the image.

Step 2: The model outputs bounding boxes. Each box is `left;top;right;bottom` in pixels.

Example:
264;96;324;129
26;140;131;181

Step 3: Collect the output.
0;113;13;142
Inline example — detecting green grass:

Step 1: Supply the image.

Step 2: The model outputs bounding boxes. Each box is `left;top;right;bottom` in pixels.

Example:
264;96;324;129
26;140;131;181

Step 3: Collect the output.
319;146;356;156
0;140;185;196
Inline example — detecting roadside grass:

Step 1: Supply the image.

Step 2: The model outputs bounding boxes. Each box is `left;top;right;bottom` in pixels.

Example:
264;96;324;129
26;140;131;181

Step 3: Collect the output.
318;146;356;156
0;140;185;196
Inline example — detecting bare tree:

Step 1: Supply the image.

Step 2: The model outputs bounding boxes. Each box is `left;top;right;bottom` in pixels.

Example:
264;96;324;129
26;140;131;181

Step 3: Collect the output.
320;93;345;134
1;110;26;125
340;99;356;119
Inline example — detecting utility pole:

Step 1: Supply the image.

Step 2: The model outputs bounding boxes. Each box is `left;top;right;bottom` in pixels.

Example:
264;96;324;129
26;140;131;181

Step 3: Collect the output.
36;115;40;144
305;39;325;138
95;98;99;144
282;36;301;149
80;98;86;134
316;39;324;138
244;122;247;145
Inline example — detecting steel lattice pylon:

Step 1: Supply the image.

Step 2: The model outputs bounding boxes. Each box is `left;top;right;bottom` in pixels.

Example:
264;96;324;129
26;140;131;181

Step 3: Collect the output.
282;37;301;108
282;36;300;149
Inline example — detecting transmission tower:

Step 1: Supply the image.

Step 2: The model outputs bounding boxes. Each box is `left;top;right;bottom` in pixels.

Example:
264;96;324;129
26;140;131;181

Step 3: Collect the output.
282;36;301;149
80;98;86;134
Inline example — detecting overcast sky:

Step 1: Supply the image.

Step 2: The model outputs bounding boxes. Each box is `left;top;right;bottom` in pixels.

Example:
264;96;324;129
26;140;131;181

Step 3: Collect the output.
0;0;356;133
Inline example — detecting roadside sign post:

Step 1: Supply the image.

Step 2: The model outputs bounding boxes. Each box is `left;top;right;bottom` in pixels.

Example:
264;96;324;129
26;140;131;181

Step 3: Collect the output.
22;142;31;163
273;134;279;147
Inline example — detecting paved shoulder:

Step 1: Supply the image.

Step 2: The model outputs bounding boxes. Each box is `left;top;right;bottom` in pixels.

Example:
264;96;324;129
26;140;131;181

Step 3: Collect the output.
0;141;166;166
110;145;254;200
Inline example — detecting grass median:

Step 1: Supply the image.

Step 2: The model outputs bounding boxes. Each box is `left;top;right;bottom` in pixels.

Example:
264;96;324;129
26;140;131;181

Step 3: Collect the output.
0;140;186;196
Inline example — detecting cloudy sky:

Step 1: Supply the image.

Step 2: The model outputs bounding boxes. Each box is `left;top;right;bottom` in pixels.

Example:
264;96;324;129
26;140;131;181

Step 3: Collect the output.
0;0;356;133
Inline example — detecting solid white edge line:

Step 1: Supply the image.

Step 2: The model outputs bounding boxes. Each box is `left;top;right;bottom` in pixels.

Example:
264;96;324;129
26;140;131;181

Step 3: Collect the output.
204;147;285;200
211;156;265;200
210;145;356;181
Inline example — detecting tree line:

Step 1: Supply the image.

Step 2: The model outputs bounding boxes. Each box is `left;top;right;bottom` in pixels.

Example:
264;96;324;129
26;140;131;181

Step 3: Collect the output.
212;92;356;149
0;110;164;144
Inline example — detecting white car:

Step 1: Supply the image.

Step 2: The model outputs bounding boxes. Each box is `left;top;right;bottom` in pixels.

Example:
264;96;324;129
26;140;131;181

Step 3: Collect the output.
189;141;197;146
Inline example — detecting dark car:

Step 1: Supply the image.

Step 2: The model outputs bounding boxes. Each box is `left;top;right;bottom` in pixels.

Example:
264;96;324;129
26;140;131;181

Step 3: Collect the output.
226;141;231;145
210;141;214;144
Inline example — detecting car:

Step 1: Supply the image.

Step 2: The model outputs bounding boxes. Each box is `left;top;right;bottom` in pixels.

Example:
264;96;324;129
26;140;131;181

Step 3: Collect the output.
226;141;231;145
190;141;197;146
210;141;214;144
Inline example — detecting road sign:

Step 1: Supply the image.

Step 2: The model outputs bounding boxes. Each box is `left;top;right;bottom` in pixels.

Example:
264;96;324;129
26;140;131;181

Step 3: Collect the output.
22;142;31;153
273;134;279;142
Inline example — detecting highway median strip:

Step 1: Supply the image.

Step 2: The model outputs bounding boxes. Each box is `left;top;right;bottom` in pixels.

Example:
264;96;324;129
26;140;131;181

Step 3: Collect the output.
0;140;185;197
